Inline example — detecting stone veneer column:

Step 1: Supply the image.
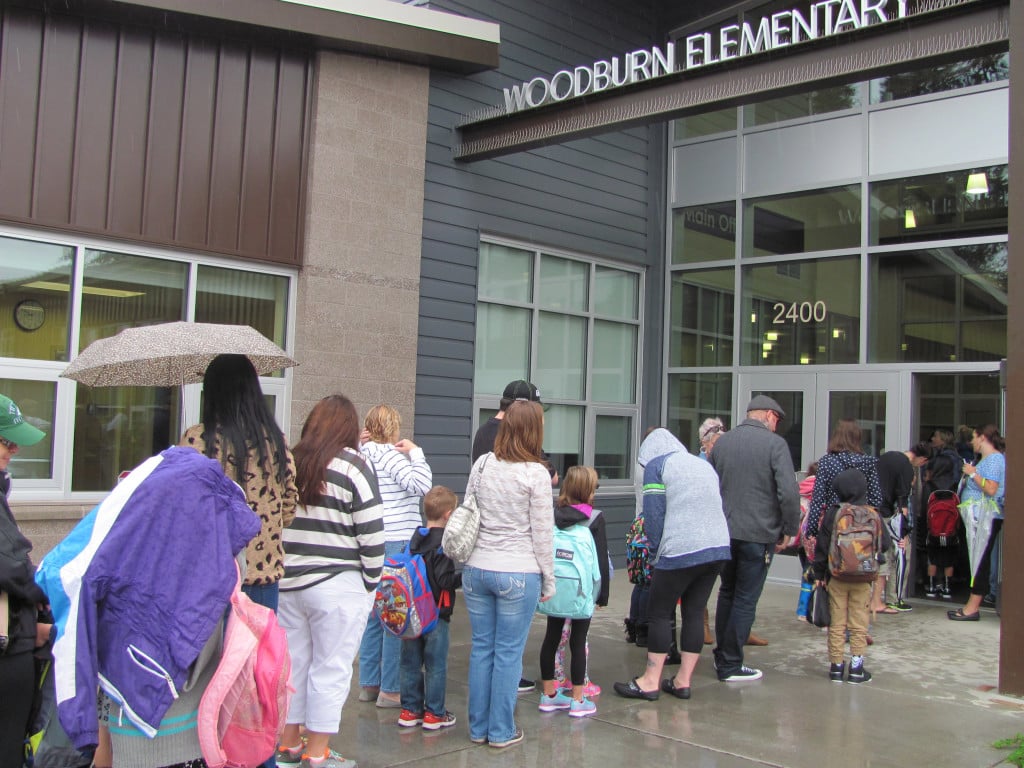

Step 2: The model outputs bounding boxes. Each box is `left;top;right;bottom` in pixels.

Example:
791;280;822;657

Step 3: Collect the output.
291;52;430;441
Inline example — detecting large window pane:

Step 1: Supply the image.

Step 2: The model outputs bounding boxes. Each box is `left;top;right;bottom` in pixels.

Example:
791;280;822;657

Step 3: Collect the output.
593;321;636;403
745;84;861;127
916;373;1001;442
828;391;885;457
0;237;74;362
743;185;860;257
595;414;632;480
672;202;736;265
79;251;187;351
667;373;732;454
870;165;1008;245
0;378;55;480
742;255;860;365
593;266;638;320
536;312;586;400
673;107;736;141
870;52;1009;103
538;255;587;312
544;404;582;481
670;269;734;367
475;304;531;394
868;245;1007;362
195;266;289;347
479;243;533;303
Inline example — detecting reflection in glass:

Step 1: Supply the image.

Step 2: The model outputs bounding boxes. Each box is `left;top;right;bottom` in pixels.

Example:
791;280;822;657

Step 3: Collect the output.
745;84;861;127
593;321;636;404
870;52;1009;103
870;165;1008;245
673;107;737;140
670;269;734;367
479;242;533;303
916;373;1000;443
195;266;289;346
0;237;74;362
868;245;1007;363
593;266;639;320
543;404;582;482
0;378;55;480
538;255;587;312
744;185;860;257
475;303;530;394
672;202;736;265
595;415;632;480
667;373;732;453
741;256;860;365
536;312;586;400
79;251;187;351
827;391;885;457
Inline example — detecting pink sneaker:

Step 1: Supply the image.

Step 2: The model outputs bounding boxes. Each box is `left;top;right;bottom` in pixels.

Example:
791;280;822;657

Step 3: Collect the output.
557;679;601;697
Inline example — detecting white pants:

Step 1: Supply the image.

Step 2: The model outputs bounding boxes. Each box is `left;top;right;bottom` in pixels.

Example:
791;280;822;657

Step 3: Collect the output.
278;571;374;733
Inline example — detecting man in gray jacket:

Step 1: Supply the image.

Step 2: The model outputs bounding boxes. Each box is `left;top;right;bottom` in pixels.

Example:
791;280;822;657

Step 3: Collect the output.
708;395;800;682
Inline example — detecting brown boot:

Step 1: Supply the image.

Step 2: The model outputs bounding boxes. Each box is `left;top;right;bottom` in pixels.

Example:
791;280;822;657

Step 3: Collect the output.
703;607;713;645
745;631;769;647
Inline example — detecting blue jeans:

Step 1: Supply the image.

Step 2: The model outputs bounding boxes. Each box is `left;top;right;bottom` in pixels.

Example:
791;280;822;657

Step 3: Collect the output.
714;539;772;678
399;619;450;716
358;540;405;693
462;566;541;743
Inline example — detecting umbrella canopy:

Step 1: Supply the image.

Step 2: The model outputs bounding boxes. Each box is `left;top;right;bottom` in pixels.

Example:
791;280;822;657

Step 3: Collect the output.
958;495;997;587
61;322;298;387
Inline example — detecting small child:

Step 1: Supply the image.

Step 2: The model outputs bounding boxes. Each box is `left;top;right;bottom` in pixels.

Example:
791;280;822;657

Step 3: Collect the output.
397;486;462;730
811;468;890;684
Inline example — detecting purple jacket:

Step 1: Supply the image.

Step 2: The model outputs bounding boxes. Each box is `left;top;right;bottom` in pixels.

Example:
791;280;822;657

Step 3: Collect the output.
50;447;259;749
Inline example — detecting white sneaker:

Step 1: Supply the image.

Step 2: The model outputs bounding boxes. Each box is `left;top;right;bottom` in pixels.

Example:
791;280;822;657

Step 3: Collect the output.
721;666;763;682
302;749;357;768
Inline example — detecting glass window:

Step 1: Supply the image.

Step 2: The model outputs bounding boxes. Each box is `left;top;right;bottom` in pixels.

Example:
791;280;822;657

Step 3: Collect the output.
593;321;636;403
593;266;638;320
667;372;732;453
742;255;860;365
916;373;1001;441
744;84;861;127
868;244;1007;363
870;165;1008;245
673;107;737;141
670;268;735;367
595;414;633;480
479;242;533;303
672;202;736;265
536;311;586;400
538;255;587;312
870;52;1009;103
0;237;74;362
195;266;289;347
827;391;885;457
475;303;531;395
754;389;805;470
544;404;583;481
743;185;860;257
0;378;56;480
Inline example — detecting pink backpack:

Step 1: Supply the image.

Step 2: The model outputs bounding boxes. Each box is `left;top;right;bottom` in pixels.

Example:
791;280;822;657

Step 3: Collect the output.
198;566;292;768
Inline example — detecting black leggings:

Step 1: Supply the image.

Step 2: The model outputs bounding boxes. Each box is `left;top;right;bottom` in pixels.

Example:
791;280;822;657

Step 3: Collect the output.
0;650;35;768
539;616;590;686
647;561;722;654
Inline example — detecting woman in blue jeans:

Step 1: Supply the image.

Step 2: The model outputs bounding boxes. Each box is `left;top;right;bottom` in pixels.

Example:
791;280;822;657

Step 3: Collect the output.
462;400;555;747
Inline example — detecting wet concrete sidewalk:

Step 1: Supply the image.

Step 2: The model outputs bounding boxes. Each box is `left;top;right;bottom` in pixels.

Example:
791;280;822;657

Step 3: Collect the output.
335;578;1019;768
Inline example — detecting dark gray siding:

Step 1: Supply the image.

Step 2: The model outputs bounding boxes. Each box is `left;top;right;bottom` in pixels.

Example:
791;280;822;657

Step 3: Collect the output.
415;0;667;553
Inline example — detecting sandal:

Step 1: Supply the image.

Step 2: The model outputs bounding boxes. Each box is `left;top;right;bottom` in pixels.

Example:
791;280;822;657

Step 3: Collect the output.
947;609;980;621
875;606;899;615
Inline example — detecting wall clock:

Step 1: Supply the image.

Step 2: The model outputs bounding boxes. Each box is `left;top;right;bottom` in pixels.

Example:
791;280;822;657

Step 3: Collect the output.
14;299;45;331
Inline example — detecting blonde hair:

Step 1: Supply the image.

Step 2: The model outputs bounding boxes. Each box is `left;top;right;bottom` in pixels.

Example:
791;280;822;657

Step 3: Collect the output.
424;485;457;522
557;466;598;507
365;404;401;444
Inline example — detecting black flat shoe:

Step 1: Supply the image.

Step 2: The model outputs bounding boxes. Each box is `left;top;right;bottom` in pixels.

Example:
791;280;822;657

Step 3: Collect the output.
613;677;660;701
661;679;691;699
947;609;980;621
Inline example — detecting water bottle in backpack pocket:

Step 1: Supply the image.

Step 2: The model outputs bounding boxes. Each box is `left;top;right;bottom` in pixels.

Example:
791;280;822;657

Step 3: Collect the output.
537;518;601;620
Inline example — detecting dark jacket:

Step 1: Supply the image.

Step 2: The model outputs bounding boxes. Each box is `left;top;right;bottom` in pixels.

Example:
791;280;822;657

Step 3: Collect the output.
0;470;47;656
877;451;914;518
555;504;610;607
812;469;891;581
926;449;962;497
806;451;884;538
408;527;461;621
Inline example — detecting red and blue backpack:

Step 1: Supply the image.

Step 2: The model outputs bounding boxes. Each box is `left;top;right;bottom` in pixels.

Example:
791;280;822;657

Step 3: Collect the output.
374;543;439;639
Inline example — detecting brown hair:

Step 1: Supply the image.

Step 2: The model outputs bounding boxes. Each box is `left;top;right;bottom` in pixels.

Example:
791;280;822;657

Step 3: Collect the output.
557;465;598;507
827;418;863;454
293;394;361;506
364;404;401;444
424;485;458;522
494;400;544;463
974;423;1006;453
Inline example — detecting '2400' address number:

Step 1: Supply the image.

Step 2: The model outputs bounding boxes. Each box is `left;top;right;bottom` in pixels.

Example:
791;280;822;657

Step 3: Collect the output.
772;301;827;324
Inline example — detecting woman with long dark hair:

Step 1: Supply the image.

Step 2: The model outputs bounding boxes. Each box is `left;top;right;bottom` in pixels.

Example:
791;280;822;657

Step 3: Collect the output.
180;353;298;612
276;395;385;768
948;424;1005;621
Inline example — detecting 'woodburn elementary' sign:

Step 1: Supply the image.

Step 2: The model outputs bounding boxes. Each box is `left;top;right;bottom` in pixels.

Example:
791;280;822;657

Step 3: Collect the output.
502;0;909;113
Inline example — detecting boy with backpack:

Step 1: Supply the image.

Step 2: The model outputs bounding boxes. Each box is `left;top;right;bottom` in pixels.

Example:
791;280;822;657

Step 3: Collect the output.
811;468;890;684
396;486;462;730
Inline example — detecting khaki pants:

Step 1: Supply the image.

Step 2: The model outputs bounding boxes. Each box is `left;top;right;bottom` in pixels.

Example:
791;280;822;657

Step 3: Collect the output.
826;579;872;664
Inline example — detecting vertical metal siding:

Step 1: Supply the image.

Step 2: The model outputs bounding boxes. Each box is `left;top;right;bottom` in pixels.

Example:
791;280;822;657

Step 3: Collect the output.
0;6;310;266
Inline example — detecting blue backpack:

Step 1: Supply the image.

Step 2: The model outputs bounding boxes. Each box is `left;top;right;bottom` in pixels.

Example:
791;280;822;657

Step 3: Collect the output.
537;511;601;620
374;543;439;639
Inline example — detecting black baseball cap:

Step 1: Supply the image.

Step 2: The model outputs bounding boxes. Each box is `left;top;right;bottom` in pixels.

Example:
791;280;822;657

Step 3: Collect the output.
503;380;542;403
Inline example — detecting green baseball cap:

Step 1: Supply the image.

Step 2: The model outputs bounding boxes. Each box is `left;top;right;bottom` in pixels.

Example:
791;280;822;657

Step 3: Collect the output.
0;395;46;446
